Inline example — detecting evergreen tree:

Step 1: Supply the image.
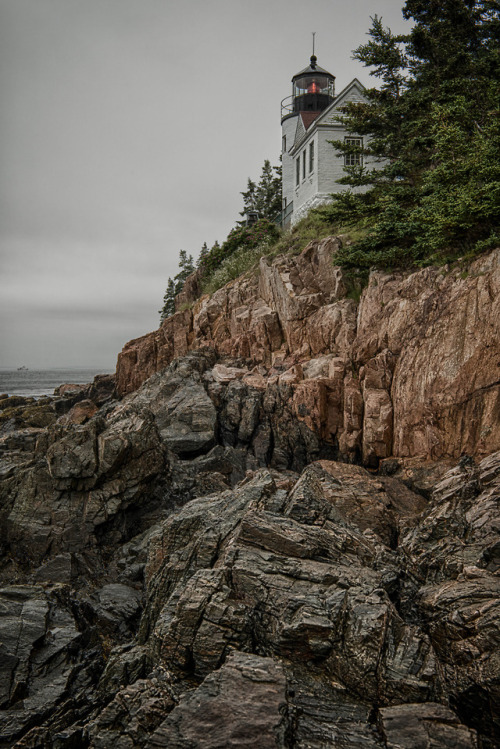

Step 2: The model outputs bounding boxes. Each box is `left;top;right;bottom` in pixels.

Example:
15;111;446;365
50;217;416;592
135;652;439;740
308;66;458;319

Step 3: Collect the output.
327;1;500;267
239;179;257;220
255;160;282;220
239;160;282;223
176;250;195;280
197;242;210;267
159;250;196;323
159;278;176;322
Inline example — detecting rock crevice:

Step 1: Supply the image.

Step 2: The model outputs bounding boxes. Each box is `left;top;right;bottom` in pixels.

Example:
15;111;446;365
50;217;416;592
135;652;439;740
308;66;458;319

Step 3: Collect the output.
1;245;499;747
117;240;500;465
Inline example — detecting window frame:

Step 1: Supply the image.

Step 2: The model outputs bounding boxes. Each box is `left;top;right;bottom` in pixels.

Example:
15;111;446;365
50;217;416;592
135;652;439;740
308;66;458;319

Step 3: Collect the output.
344;137;363;167
309;141;314;174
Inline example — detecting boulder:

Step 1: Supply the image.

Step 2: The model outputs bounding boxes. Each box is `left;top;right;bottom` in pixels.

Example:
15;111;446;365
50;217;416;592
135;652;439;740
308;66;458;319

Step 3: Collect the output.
148;652;287;748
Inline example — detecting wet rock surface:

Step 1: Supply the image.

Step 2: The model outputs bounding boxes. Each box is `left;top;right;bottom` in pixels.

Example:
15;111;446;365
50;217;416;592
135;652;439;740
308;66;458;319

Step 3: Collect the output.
0;350;499;746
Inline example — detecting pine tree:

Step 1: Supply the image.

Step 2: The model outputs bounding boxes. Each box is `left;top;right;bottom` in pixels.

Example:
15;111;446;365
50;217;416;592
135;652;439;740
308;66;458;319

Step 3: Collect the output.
239;179;257;221
159;278;176;322
159;251;196;323
327;1;500;267
239;160;282;223
255;160;282;220
177;250;195;279
197;242;209;267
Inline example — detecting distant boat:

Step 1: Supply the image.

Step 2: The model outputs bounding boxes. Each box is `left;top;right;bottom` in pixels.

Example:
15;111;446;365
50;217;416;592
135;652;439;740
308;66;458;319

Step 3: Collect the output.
17;366;29;371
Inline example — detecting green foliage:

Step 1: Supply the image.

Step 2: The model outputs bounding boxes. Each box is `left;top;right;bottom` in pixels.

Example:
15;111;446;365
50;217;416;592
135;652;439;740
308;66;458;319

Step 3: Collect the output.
269;210;337;258
201;242;272;295
159;155;283;318
199;212;345;296
197;242;210;267
159;278;176;321
159;250;195;322
344;271;369;302
198;219;280;281
240;179;257;220
330;1;500;268
239;159;282;222
411;96;500;259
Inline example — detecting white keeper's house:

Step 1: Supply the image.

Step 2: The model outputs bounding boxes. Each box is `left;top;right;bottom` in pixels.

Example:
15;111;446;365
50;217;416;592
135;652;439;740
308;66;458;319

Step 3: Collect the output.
281;54;377;228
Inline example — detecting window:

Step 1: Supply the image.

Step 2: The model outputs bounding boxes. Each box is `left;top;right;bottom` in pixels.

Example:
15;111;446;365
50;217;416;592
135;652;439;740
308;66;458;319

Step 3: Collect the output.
309;141;314;173
302;151;306;180
344;137;363;166
296;157;300;186
282;135;286;153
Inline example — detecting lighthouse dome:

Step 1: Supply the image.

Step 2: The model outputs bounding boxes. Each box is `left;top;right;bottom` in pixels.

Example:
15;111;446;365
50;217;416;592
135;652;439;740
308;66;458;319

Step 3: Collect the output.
291;55;335;114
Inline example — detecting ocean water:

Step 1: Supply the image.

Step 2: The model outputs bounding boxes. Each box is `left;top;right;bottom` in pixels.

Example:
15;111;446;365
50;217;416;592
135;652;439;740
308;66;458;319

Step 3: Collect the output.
0;367;114;399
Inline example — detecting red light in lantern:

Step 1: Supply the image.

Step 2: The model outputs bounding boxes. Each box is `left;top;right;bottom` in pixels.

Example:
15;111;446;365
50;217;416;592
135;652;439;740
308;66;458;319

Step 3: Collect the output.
307;81;320;94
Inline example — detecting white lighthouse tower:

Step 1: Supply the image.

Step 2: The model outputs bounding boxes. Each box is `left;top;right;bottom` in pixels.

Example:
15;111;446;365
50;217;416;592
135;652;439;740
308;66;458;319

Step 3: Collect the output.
281;54;335;227
281;49;373;228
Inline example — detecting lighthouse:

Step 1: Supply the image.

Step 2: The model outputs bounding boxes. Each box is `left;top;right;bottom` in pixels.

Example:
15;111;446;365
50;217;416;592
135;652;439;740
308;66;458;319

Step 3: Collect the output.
281;55;335;227
281;52;375;228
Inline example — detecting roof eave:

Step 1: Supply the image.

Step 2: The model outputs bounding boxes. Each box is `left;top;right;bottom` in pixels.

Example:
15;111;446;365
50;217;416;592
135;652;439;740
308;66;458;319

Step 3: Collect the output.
288;78;367;154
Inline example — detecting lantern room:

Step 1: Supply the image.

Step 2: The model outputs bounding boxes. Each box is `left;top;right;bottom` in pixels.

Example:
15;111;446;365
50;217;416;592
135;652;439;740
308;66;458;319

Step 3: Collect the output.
292;55;335;113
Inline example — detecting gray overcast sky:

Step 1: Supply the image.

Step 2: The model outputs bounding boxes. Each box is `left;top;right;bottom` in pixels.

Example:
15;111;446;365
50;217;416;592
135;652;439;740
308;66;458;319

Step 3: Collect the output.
0;0;410;369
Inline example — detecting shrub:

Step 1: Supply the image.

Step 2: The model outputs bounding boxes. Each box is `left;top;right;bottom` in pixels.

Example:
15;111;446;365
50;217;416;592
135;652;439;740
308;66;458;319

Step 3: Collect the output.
198;219;280;281
201;242;272;295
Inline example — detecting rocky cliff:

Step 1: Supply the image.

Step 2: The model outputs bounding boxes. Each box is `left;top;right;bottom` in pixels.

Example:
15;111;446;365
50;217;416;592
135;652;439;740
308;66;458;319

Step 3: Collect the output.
117;239;500;466
0;240;499;748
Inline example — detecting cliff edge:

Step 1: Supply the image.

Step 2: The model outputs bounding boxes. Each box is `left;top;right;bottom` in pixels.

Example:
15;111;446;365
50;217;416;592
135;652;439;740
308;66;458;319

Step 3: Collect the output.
117;238;500;466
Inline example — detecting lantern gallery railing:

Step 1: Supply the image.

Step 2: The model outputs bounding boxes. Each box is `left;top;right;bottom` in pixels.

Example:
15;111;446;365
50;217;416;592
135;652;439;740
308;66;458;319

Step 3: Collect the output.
281;95;294;119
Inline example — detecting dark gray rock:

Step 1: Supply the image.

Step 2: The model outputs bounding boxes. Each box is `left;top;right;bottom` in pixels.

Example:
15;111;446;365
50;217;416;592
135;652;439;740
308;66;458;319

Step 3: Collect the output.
379;703;478;748
0;353;498;747
285;662;384;748
33;553;74;584
142;469;440;707
147;652;287;748
97;643;152;696
85;670;176;748
167;445;247;501
0;584;103;745
87;583;143;637
155;381;216;457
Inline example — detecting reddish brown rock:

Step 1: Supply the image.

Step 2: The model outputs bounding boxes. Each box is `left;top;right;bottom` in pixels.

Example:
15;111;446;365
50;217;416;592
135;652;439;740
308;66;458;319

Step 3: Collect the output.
115;241;500;464
148;652;287;748
58;399;98;425
54;383;87;397
379;703;478;748
116;308;193;396
174;268;202;312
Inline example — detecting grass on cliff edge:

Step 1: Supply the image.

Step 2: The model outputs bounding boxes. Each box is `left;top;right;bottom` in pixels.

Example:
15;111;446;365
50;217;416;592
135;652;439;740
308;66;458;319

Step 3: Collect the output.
201;211;343;296
199;201;500;298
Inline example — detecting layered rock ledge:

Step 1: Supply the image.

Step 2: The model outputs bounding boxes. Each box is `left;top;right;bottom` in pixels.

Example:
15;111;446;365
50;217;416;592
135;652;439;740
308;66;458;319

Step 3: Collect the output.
0;348;498;747
117;240;500;465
